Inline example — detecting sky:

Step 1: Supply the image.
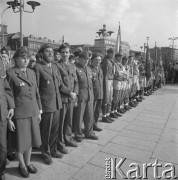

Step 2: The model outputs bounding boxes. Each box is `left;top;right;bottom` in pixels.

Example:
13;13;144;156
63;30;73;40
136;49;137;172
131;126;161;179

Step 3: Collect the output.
0;0;178;50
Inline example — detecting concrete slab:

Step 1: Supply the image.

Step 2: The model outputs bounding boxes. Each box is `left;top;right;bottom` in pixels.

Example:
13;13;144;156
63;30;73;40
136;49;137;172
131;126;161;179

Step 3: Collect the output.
104;120;129;131
160;128;178;144
135;115;167;124
118;129;160;142
101;143;152;162
152;141;178;165
125;124;163;135
111;135;157;152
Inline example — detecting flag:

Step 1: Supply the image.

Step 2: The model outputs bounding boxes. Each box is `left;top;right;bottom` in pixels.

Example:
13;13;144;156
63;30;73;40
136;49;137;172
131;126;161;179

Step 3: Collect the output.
62;35;64;43
115;22;121;53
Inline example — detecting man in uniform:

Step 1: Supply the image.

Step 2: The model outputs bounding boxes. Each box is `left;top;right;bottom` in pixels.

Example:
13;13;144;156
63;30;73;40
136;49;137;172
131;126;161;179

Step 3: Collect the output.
33;43;64;164
101;48;115;123
55;43;78;154
0;56;15;180
73;52;98;142
90;53;103;131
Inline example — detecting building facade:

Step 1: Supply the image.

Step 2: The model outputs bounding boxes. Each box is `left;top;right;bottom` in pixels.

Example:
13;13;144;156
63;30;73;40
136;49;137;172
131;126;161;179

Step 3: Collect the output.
0;24;8;49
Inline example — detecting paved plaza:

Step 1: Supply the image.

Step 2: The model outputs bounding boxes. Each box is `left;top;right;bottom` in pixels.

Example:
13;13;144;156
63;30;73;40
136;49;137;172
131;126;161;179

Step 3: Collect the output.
5;85;178;180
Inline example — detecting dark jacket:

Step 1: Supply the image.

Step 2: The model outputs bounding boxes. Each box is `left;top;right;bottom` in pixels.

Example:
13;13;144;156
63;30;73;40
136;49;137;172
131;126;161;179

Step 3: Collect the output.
55;61;78;103
90;65;103;100
6;67;41;119
0;60;15;121
33;61;63;112
76;64;94;102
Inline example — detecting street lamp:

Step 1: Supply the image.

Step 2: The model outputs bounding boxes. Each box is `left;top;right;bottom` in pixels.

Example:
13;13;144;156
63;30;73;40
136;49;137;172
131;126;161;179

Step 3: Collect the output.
168;37;178;62
1;6;11;48
7;0;40;47
96;24;114;55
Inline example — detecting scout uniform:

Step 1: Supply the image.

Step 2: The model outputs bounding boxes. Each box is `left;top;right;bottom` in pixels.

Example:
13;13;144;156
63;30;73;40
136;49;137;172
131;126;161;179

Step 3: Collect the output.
101;48;115;122
90;63;103;131
55;61;78;148
33;44;65;163
0;58;15;179
73;52;98;142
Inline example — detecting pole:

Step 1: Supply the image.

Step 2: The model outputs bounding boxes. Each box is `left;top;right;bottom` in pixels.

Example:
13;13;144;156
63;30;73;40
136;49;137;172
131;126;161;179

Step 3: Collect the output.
172;40;174;62
20;0;23;47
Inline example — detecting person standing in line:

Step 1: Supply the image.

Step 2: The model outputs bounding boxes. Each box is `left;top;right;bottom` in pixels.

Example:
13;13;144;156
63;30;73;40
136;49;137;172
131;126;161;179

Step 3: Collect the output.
6;47;42;178
55;43;78;154
101;48;116;123
90;53;103;131
73;52;98;142
33;43;64;165
0;56;15;180
28;55;37;69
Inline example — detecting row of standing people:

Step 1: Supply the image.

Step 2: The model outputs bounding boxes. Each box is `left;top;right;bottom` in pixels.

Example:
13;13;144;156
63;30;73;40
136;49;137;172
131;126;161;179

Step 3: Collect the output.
0;44;163;180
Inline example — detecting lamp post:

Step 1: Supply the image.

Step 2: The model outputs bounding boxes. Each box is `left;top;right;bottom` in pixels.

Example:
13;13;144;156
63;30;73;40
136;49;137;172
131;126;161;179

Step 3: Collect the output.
7;0;40;47
168;37;178;62
1;6;11;48
96;24;114;56
146;36;149;47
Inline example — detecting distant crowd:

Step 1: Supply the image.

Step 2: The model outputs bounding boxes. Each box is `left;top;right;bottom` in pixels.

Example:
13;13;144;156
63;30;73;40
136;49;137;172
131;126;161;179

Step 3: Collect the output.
0;44;165;180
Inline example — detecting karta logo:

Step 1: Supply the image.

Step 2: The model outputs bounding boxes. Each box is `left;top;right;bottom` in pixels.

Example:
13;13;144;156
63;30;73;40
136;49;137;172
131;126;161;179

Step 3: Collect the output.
105;158;177;179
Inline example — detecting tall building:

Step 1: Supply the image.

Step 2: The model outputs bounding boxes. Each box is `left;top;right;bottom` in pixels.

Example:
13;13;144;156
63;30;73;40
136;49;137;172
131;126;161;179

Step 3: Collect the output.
93;38;130;56
0;24;8;49
8;33;61;54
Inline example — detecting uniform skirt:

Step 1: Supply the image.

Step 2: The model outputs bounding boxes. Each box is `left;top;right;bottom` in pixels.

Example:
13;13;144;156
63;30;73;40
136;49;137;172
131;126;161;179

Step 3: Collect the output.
9;116;41;153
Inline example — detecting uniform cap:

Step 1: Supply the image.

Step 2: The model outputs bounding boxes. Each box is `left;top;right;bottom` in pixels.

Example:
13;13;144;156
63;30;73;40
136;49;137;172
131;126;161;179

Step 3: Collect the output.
115;52;123;58
39;43;52;53
78;52;89;59
91;53;102;61
107;48;114;54
13;47;30;59
135;52;141;57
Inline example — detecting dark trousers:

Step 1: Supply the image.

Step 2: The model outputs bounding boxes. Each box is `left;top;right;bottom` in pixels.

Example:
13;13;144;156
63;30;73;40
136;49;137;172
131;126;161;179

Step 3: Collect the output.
0;120;7;175
93;99;102;127
40;111;60;156
59;103;75;146
74;101;94;138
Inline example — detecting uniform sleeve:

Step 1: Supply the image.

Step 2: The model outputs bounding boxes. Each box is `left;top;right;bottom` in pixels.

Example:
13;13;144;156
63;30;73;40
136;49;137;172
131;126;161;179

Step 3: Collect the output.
5;75;15;110
33;65;40;87
101;60;108;78
73;67;78;95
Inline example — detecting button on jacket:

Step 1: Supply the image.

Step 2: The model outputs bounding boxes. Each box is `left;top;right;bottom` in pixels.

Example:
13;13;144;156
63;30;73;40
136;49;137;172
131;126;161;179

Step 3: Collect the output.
55;61;78;103
33;61;63;112
75;64;94;102
90;65;103;100
6;67;41;119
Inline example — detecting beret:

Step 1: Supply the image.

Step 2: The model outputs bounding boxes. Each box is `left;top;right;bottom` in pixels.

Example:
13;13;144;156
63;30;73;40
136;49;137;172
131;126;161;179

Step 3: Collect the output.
13;47;30;59
39;43;52;53
107;48;114;54
78;52;89;59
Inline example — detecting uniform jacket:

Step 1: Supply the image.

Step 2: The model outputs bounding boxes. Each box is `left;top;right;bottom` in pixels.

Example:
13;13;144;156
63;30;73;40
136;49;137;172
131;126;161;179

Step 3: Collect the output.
76;64;94;102
90;64;103;100
0;60;15;121
6;67;41;119
33;61;63;112
114;63;127;81
133;59;140;76
55;61;78;103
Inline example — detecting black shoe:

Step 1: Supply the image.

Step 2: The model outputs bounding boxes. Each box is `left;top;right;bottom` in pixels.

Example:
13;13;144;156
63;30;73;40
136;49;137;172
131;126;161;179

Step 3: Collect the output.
144;92;149;96
124;106;130;111
101;116;112;123
120;108;126;114
136;97;142;102
27;164;37;174
85;135;99;140
93;125;102;131
51;149;63;158
42;153;53;165
66;140;78;147
58;146;69;154
110;113;118;118
114;111;122;117
7;151;16;161
6;158;10;165
107;116;114;122
75;136;83;142
18;165;29;178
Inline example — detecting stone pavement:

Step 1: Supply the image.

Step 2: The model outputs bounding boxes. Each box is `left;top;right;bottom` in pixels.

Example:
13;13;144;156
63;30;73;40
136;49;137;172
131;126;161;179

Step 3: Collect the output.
5;85;178;180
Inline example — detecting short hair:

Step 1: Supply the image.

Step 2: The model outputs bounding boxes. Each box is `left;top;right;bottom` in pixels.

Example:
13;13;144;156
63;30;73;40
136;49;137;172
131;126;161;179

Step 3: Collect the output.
91;53;102;61
58;43;70;53
107;48;114;54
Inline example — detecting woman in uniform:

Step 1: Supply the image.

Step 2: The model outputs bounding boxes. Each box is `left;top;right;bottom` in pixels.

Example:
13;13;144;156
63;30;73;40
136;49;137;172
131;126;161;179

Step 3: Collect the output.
6;47;42;178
